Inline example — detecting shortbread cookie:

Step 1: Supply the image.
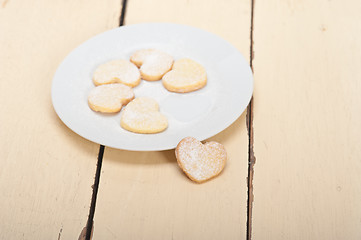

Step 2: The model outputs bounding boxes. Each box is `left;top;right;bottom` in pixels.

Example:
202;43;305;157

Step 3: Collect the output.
175;137;227;183
93;60;140;87
120;97;168;133
88;83;134;113
130;49;173;81
162;58;207;93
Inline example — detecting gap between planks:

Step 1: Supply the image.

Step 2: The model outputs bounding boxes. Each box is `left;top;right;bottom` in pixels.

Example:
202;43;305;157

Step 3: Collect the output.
82;1;129;239
246;0;256;239
84;145;104;240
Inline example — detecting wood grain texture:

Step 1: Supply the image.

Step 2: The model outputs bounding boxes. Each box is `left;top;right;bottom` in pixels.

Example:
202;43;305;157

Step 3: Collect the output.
92;0;251;239
251;0;361;239
0;0;120;239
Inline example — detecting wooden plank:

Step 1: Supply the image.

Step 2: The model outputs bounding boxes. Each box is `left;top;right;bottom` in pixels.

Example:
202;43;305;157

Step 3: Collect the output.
92;0;251;239
251;0;361;239
0;0;120;239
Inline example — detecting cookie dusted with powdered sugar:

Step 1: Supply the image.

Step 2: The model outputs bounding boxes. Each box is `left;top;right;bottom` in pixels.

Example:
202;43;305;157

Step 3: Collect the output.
175;137;227;183
93;60;140;87
120;97;168;134
88;83;134;113
130;49;173;81
162;58;207;93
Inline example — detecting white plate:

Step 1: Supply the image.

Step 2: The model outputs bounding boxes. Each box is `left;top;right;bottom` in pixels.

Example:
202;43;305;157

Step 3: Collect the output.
51;23;253;151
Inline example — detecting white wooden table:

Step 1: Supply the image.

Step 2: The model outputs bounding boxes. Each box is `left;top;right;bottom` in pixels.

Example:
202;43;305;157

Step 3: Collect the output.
1;0;360;239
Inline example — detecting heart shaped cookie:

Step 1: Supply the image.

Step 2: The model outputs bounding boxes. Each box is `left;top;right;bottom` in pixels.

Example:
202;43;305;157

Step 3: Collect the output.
175;137;227;183
130;49;173;81
120;97;168;133
93;59;141;87
88;83;134;113
162;58;207;93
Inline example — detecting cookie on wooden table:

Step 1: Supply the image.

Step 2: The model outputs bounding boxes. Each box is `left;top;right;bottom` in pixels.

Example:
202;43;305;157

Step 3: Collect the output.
175;137;227;183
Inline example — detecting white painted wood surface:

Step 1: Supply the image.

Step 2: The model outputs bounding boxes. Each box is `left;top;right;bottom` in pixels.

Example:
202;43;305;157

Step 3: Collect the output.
3;0;359;239
252;0;361;239
0;0;120;239
92;0;251;239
